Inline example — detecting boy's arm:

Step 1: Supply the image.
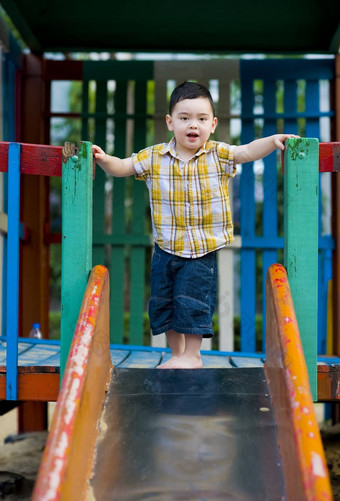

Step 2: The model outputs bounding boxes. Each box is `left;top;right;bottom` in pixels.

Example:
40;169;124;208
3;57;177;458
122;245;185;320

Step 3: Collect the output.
234;134;299;164
92;144;136;177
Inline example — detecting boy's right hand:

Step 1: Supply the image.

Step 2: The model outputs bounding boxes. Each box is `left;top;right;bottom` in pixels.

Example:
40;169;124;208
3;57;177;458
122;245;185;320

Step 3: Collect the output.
92;144;106;163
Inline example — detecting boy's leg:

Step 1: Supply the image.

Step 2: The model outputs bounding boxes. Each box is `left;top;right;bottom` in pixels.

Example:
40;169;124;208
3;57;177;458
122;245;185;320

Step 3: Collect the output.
156;329;185;368
157;333;203;369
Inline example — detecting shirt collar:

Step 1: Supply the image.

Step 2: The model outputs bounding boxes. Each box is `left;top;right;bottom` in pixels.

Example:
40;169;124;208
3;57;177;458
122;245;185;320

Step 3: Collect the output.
162;137;209;160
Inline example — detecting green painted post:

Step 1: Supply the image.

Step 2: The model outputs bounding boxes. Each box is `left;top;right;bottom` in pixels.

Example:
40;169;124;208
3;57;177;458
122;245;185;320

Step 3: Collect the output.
60;141;93;379
110;80;127;344
284;137;319;400
130;80;147;345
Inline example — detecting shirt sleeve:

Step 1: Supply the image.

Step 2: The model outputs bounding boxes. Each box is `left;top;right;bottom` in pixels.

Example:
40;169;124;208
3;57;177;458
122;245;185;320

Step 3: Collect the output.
217;143;237;178
132;146;153;182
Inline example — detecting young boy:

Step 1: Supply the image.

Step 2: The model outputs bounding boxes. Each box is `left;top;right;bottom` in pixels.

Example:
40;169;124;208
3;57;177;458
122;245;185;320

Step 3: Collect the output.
93;81;297;369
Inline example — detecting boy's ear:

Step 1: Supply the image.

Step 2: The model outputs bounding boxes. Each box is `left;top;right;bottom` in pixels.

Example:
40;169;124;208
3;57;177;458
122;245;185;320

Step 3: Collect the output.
166;114;173;131
211;117;218;133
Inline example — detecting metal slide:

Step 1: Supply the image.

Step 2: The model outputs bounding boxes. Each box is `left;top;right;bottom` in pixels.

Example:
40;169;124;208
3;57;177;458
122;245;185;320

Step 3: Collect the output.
91;367;285;500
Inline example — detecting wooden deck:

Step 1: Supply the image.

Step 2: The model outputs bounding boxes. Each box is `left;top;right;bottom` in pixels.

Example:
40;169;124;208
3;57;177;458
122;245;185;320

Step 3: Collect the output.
0;337;339;401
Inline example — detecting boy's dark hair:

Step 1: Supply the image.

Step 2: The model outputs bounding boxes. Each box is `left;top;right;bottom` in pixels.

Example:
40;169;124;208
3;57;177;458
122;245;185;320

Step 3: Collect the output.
169;81;215;116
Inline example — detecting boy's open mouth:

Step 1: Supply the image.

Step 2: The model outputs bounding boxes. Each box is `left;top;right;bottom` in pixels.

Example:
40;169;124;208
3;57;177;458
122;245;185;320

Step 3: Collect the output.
187;133;199;137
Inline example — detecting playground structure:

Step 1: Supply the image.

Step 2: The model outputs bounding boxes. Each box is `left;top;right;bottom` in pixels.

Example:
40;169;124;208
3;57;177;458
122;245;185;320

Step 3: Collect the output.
0;137;337;499
0;2;339;498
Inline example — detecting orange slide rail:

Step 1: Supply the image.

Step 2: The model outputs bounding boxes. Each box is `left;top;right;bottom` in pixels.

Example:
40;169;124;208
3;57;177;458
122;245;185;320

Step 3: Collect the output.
265;264;332;501
32;265;112;501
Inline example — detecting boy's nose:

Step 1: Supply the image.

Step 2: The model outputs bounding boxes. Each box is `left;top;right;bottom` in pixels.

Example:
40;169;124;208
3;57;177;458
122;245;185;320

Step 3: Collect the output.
189;121;198;129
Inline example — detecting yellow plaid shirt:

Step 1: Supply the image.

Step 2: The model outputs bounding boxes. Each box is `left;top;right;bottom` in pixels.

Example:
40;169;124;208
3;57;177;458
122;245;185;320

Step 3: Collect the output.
133;138;237;258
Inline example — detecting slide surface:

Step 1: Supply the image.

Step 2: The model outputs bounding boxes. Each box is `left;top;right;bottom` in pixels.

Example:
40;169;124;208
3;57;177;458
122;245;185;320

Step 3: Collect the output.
32;265;332;501
91;367;285;500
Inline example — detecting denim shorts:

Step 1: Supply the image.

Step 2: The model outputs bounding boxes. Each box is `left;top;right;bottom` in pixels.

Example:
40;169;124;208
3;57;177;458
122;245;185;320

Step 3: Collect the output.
149;244;217;338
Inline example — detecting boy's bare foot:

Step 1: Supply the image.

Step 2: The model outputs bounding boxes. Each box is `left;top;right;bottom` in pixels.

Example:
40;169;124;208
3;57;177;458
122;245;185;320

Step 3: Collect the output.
156;355;180;369
156;354;203;369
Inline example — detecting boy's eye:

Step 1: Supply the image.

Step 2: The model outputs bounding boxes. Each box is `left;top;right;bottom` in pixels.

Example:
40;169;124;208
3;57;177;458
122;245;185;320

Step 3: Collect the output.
180;117;188;121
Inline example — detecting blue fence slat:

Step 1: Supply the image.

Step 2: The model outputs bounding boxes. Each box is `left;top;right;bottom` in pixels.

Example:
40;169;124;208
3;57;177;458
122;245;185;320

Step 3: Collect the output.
6;143;20;400
261;81;279;350
283;81;298;136
239;59;335;355
305;80;321;138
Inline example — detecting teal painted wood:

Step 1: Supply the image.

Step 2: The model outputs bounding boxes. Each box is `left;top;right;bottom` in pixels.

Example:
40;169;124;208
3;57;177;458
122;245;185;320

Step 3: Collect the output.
109;81;128;344
92;80;107;270
81;80;89;140
117;350;162;368
61;142;93;379
6;143;20;400
284;137;319;401
230;357;264;368
130;81;148;345
83;60;154;82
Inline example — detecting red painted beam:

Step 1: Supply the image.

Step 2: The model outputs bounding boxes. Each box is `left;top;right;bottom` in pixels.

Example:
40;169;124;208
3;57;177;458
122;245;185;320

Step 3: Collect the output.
0;142;63;176
319;142;340;173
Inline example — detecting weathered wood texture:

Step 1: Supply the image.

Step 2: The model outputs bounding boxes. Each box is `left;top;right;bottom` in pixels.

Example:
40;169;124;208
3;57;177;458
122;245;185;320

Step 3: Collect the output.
265;263;332;501
60;141;93;377
0;142;63;175
283;137;319;400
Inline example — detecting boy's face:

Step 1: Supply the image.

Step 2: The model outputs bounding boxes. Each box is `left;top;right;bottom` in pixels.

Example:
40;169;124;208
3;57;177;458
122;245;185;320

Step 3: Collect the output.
166;98;217;159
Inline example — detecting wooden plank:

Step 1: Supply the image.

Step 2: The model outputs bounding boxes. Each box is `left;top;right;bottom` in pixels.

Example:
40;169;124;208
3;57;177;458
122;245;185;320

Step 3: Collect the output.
81;79;89;139
83;60;154;82
216;78;233;352
317;363;340;401
0;340;35;363
117;350;162;368
0;211;8;234
305;80;320;139
218;246;235;351
265;263;332;500
153;78;167;144
6;142;20;400
92;79;107;271
60;142;93;379
130;80;147;345
0;142;63;176
0;372;59;401
154;60;240;83
284;137;319;400
319;142;340;172
109;80;128;344
201;354;233;368
18;344;60;366
44;59;83;81
262;80;279;351
110;349;130;366
230;357;264;368
240;73;256;353
332;55;340;357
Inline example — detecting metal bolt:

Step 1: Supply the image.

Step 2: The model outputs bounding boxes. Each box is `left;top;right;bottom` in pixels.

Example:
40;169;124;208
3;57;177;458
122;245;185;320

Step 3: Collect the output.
298;152;305;159
71;155;79;163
